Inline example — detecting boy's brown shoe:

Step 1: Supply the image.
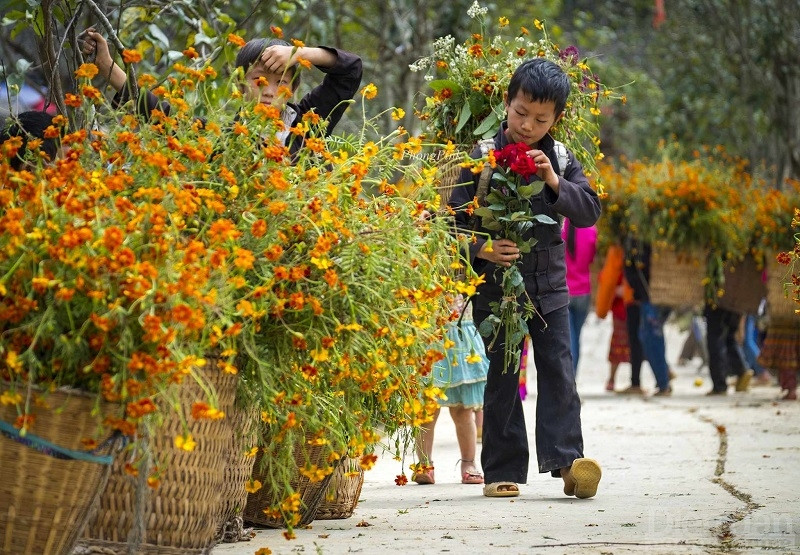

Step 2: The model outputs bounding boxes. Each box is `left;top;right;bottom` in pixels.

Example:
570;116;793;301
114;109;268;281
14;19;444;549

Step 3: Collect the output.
563;459;602;499
735;369;754;392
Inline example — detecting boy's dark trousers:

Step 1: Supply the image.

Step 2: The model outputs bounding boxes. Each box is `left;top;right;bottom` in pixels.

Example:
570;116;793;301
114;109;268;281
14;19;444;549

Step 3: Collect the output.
704;304;747;392
474;304;584;484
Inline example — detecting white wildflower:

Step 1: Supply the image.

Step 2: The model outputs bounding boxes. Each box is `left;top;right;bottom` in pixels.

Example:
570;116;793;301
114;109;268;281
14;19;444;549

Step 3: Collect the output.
467;1;488;18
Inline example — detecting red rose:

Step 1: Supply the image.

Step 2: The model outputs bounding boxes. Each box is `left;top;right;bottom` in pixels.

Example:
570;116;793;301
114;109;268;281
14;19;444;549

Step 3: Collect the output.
493;142;537;179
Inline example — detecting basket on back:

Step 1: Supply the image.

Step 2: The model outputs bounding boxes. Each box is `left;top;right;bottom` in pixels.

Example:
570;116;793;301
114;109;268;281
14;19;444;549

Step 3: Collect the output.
78;359;236;554
315;456;365;520
242;432;337;528
0;386;114;555
717;254;766;315
648;246;705;308
766;253;799;321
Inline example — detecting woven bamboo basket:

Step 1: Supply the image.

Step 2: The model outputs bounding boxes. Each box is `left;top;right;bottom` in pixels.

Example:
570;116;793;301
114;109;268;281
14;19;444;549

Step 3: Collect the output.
78;360;236;554
242;433;336;528
648;246;705;308
766;255;798;319
435;151;468;210
214;403;259;540
717;254;766;314
0;386;113;555
315;457;365;520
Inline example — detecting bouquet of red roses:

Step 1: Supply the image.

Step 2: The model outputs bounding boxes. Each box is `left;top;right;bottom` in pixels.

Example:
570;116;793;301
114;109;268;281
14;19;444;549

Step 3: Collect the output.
473;142;556;372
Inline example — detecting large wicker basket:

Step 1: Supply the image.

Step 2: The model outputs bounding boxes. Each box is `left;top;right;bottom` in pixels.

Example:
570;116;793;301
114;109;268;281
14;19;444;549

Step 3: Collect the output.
717;254;766;314
0;386;113;555
78;361;237;554
766;255;798;319
214;403;259;540
648;246;705;308
315;456;365;520
242;433;336;528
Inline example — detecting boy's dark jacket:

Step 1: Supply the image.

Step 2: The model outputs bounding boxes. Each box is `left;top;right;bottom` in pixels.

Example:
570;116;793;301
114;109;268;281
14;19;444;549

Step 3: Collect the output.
449;122;601;316
114;47;362;154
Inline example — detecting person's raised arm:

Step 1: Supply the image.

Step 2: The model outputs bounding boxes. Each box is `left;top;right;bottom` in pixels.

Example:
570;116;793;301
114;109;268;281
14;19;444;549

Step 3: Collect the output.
79;29;127;92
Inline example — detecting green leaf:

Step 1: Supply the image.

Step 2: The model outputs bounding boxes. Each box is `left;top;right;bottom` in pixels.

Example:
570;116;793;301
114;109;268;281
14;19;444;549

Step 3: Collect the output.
428;79;463;96
473;206;494;218
478;318;498;337
455;102;472;134
483;221;502;231
472;111;500;137
148;24;171;49
532;214;558;225
509;211;531;222
517;182;545;197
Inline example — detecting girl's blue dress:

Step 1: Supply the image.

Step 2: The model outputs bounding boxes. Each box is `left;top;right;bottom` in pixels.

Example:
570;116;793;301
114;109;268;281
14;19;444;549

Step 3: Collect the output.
432;319;489;410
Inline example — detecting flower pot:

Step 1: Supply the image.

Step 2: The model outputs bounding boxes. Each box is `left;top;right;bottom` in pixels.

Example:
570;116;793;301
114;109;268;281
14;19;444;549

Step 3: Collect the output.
0;386;114;555
78;360;236;554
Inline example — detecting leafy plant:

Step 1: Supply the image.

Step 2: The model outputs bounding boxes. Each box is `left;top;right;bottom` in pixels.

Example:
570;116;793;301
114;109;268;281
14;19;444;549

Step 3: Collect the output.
410;0;626;192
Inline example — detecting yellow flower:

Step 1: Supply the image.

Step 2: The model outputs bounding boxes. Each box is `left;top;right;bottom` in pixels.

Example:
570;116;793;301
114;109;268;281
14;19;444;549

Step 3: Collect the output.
0;390;22;405
534;19;543;30
361;83;378;99
465;351;483;364
245;446;259;457
391;107;405;120
443;141;456;156
498;16;509;27
174;434;197;451
245;479;263;493
5;351;23;373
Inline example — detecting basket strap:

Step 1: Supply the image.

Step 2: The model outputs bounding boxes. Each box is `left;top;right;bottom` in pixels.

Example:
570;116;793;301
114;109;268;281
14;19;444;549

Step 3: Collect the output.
0;419;115;464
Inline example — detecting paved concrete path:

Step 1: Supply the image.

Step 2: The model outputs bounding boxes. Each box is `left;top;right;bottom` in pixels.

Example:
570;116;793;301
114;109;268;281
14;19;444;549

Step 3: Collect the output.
214;314;800;554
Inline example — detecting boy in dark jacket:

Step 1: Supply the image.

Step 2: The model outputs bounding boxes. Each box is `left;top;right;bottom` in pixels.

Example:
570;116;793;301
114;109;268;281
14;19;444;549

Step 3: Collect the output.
80;30;361;152
449;58;602;499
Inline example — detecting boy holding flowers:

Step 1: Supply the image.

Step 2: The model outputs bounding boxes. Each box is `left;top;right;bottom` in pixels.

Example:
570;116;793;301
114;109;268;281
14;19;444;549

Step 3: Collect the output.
449;58;602;499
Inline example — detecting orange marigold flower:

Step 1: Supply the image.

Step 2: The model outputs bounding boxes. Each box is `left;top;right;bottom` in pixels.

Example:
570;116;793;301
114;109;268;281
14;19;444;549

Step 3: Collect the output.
468;44;483;57
43;125;60;139
75;63;99;79
208;218;241;243
191;401;225;420
103;226;125;251
182;47;199;59
82;85;103;101
227;33;246;48
359;453;378;470
64;93;82;107
264;244;284;261
14;414;35;430
297;57;312;69
270;25;283;38
126;398;157;419
395;474;408;486
122;49;143;63
251;219;267;237
233;247;255;270
291;39;305;48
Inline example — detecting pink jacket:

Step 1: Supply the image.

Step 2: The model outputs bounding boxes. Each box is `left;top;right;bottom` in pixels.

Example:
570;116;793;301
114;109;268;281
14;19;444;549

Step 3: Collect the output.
562;219;597;296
